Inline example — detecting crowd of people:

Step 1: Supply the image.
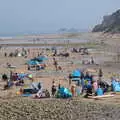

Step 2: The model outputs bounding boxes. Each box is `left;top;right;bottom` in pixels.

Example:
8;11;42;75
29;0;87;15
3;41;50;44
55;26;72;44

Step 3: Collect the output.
1;47;119;99
67;68;111;98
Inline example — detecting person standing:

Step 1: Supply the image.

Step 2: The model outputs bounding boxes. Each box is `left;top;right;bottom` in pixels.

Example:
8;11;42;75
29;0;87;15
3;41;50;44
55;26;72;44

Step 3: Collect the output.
53;57;58;71
68;74;72;85
71;84;76;97
4;52;7;57
98;68;103;82
92;79;98;94
2;73;8;81
90;56;95;64
51;80;57;97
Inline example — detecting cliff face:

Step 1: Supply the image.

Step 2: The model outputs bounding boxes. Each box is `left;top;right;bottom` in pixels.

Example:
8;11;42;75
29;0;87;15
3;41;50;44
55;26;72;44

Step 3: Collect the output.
92;9;120;33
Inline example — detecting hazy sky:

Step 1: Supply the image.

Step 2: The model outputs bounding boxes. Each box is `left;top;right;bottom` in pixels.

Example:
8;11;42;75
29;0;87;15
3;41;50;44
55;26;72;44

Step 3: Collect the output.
0;0;120;34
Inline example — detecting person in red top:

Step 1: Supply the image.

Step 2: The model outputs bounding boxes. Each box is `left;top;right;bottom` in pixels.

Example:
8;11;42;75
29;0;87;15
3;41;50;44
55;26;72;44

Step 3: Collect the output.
71;84;76;97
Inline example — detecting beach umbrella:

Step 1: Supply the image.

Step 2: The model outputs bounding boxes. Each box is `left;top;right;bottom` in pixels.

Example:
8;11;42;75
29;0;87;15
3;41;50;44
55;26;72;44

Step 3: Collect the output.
31;56;48;63
71;70;81;82
31;58;43;63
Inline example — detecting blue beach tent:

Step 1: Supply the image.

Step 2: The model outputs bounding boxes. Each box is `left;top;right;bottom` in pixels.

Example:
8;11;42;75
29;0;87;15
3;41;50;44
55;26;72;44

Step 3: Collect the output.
27;60;40;66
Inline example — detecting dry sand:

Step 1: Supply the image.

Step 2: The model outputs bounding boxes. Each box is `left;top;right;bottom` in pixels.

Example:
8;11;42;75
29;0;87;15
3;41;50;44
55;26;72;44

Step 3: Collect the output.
0;32;120;119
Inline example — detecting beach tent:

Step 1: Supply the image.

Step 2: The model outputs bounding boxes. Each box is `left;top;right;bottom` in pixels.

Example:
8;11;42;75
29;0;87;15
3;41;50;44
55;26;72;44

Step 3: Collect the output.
71;69;81;77
70;69;81;86
31;58;43;64
56;87;72;98
27;60;40;66
30;56;48;63
112;80;120;92
36;56;48;61
71;69;81;81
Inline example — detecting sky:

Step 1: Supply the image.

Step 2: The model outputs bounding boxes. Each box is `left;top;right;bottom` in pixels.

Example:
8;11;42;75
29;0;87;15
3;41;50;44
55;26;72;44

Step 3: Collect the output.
0;0;120;35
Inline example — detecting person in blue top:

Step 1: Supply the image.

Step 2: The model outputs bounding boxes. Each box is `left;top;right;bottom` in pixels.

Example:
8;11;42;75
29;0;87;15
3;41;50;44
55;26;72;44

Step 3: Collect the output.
84;82;93;98
83;72;93;89
84;71;93;82
96;85;103;96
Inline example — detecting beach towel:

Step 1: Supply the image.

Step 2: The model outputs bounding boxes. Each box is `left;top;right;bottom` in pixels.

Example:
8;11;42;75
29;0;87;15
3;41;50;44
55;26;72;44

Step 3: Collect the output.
36;89;50;98
22;94;32;97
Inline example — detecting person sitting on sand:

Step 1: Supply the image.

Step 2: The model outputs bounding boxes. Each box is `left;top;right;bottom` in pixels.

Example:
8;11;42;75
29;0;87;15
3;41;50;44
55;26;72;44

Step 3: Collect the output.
58;66;62;71
4;79;14;90
84;83;93;98
6;62;11;68
96;85;103;96
2;73;8;81
92;79;98;94
35;83;43;98
13;73;18;81
15;79;24;86
27;65;30;70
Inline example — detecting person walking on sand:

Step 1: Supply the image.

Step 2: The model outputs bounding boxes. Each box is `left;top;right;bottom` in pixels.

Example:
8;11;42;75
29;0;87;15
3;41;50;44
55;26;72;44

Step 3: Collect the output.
90;56;95;64
53;57;58;71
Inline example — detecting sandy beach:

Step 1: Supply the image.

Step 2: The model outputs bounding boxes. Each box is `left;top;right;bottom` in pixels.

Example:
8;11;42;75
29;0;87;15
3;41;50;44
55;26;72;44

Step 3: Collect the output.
0;32;120;119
